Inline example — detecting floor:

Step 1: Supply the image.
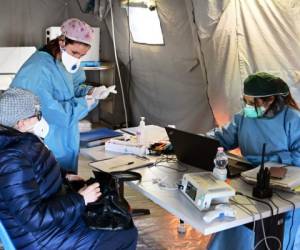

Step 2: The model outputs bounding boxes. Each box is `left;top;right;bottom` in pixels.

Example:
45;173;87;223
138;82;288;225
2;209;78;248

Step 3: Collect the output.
79;157;211;250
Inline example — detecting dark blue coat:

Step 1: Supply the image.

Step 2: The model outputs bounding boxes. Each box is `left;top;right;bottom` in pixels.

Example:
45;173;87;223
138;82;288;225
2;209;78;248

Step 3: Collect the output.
0;128;137;250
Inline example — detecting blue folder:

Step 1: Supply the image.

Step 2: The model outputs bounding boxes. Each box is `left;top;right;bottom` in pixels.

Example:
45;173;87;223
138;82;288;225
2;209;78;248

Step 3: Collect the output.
80;128;122;147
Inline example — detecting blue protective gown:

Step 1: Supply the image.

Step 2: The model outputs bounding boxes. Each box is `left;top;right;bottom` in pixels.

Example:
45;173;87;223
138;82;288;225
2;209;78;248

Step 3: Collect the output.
208;107;300;250
11;51;97;172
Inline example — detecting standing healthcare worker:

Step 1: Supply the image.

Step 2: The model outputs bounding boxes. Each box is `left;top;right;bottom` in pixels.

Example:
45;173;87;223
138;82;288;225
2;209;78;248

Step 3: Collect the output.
11;18;116;172
207;72;300;250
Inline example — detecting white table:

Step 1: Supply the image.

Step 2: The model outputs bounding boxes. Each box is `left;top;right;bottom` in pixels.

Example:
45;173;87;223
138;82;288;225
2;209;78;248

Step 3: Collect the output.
80;146;300;248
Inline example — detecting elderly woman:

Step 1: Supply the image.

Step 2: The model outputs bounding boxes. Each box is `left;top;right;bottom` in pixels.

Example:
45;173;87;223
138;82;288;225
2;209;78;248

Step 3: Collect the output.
0;88;137;249
11;18;116;173
208;72;300;250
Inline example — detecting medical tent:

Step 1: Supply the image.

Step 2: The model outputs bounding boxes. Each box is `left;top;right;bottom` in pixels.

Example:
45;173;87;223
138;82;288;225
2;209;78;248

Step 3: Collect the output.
1;0;300;133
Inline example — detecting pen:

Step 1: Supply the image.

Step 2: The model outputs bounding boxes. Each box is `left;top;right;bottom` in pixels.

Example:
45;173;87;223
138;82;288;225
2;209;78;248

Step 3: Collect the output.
133;154;150;160
110;161;134;169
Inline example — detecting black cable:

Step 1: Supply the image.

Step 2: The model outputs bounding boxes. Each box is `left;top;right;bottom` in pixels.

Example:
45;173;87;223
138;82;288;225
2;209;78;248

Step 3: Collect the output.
274;191;296;250
236;192;276;249
236;192;274;217
153;155;188;172
268;198;279;215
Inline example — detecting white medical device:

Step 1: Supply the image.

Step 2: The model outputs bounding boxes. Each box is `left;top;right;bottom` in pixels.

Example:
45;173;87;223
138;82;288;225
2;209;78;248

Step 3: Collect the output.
45;26;100;62
181;172;235;211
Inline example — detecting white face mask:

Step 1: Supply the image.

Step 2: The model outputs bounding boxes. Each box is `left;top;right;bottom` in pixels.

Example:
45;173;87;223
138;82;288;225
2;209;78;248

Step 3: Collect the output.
27;118;49;138
61;49;81;73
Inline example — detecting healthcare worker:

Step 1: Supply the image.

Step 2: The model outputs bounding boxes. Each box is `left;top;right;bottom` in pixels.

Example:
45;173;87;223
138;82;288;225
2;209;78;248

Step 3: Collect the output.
11;18;116;172
208;72;300;250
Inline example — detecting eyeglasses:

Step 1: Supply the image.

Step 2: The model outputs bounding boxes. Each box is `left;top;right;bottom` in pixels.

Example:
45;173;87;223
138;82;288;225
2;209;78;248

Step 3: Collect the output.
29;110;42;121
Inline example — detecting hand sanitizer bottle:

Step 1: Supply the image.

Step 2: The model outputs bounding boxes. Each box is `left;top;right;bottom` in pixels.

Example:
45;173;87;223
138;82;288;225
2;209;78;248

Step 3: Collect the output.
213;147;228;181
137;117;146;145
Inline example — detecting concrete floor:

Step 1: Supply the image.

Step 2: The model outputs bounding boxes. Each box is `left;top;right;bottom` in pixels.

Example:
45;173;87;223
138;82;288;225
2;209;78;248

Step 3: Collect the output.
79;157;211;250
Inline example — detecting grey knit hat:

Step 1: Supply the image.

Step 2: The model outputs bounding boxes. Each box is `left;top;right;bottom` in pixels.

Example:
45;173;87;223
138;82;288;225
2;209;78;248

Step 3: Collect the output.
0;88;40;127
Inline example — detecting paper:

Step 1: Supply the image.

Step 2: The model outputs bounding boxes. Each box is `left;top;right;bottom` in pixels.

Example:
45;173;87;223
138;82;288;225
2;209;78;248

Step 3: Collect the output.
89;155;155;172
241;162;300;190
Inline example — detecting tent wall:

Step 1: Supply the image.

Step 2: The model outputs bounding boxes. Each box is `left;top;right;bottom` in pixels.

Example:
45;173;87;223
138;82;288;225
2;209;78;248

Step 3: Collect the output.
0;0;116;62
105;0;215;133
190;0;300;125
2;0;300;132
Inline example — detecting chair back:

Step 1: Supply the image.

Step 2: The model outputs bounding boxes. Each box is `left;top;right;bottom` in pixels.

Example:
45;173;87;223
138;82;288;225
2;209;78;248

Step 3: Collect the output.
0;221;15;250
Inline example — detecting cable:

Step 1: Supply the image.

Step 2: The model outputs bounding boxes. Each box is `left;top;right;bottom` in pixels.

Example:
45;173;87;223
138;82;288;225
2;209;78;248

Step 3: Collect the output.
254;236;281;250
236;192;275;249
268;198;279;216
236;192;274;217
109;0;129;128
126;1;132;110
230;198;256;248
274;191;296;250
153;155;188;172
233;196;270;249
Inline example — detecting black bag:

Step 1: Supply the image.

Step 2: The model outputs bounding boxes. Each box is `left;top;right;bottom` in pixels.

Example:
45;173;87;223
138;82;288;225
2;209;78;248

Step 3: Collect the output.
83;170;141;230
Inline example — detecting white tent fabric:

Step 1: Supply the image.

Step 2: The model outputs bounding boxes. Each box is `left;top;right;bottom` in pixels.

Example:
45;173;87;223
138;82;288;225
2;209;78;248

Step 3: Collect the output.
190;0;300;125
105;0;216;132
0;0;100;47
1;0;300;132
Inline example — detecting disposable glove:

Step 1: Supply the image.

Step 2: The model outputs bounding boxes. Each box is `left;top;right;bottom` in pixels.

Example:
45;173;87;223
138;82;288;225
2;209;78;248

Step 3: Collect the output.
85;95;96;109
92;85;117;100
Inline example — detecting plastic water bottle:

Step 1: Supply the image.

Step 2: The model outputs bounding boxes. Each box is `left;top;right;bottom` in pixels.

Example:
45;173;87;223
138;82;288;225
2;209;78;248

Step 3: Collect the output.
136;117;146;145
213;147;228;181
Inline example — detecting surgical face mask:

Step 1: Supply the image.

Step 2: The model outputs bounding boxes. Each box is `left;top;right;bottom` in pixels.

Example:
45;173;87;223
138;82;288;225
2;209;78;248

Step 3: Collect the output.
243;104;266;118
27;118;49;138
61;49;81;73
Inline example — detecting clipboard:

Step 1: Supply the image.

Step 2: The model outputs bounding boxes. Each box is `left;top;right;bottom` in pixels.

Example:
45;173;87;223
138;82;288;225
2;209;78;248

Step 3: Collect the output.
89;155;155;172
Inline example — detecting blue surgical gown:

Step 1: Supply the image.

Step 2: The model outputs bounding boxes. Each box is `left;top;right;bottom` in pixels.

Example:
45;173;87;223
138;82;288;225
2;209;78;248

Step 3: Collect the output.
11;51;97;172
208;107;300;250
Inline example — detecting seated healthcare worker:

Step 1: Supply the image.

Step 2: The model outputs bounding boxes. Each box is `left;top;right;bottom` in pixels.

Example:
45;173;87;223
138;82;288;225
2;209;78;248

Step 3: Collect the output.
207;72;300;250
0;87;137;250
11;18;116;173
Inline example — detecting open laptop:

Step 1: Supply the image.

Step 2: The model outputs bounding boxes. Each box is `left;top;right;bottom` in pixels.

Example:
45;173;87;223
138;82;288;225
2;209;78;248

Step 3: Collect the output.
165;127;253;177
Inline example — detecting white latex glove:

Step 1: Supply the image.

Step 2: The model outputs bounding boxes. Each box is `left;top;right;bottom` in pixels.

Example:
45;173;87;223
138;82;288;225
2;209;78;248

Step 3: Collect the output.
79;182;101;205
85;95;96;109
92;85;117;100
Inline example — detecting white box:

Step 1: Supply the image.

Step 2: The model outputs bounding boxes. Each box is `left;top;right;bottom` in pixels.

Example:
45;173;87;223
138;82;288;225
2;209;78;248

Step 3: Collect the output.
45;26;100;62
0;47;36;90
105;140;149;155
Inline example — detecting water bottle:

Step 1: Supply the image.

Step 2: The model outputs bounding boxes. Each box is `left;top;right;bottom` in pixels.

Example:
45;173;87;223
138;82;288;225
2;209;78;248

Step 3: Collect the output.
213;147;228;181
136;117;146;145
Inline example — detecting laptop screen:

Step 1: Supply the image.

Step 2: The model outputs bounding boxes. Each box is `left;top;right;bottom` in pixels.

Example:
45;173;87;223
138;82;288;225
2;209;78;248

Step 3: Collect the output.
165;127;220;170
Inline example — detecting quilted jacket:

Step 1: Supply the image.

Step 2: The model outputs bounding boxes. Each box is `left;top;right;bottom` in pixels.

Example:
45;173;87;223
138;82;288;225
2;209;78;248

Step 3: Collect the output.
0;127;109;249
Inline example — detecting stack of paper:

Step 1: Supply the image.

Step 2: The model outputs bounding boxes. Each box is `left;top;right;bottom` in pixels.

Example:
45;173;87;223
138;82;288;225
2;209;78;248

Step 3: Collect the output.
241;162;300;192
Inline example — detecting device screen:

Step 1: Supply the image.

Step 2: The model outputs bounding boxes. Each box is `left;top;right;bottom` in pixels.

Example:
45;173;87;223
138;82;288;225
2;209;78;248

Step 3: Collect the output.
185;181;197;201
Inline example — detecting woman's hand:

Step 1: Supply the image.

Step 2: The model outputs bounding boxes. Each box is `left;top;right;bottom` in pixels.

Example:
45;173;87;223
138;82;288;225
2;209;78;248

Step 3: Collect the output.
78;182;101;205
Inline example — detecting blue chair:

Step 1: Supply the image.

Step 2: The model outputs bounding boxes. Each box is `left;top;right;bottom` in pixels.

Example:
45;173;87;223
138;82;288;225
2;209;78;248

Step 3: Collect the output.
0;221;15;250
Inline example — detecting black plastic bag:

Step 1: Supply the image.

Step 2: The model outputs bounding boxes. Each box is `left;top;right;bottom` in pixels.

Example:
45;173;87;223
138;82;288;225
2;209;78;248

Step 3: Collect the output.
67;170;141;230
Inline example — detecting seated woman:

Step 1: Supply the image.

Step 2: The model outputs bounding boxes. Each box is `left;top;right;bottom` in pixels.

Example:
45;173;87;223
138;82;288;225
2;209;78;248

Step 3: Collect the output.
0;88;137;250
208;72;300;250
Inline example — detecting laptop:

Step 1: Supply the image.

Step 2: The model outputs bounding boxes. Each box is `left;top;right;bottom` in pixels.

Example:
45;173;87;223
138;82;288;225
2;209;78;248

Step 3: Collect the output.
165;127;253;177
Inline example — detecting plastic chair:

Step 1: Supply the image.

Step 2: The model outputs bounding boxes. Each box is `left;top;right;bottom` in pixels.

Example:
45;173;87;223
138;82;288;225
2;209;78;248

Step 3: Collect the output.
0;221;15;250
